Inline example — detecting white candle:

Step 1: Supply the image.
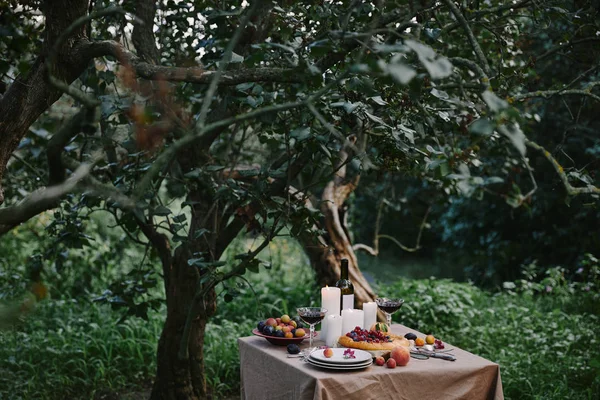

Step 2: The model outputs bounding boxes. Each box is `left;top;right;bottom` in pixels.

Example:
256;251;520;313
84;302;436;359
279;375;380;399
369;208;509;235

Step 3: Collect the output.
363;301;377;330
341;309;364;335
320;286;340;339
324;314;343;347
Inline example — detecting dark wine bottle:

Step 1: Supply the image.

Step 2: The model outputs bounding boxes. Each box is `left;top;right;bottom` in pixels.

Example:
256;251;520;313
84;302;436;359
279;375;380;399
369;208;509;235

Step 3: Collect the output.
335;258;354;312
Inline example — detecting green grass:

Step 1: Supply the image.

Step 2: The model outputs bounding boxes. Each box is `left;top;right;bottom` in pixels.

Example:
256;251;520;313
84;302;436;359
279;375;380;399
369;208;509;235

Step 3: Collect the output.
1;237;598;399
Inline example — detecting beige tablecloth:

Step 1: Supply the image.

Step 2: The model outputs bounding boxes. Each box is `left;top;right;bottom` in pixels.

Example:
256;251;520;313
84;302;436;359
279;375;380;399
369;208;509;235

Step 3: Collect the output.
238;324;503;400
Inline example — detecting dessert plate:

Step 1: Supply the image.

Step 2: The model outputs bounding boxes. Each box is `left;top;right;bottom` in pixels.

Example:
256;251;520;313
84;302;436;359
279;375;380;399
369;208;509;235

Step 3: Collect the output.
310;348;372;364
306;357;372;371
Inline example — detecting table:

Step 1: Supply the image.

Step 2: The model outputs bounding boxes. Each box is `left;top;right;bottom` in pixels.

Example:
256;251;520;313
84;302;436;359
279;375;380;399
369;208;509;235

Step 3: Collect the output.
238;323;503;400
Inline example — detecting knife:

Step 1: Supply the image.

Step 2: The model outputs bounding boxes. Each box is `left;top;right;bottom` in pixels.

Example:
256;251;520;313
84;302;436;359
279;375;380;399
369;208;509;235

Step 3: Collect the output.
411;350;456;361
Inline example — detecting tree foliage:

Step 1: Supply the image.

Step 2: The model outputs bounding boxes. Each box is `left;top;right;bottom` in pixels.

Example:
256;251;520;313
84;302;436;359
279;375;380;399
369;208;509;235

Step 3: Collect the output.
1;0;599;398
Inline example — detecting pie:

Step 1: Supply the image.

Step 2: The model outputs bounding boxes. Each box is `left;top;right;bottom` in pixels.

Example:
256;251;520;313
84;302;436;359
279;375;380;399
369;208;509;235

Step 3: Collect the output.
338;327;410;351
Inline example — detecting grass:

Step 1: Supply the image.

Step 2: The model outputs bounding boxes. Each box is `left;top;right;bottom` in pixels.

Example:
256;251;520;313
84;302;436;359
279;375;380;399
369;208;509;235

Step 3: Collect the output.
1;236;598;399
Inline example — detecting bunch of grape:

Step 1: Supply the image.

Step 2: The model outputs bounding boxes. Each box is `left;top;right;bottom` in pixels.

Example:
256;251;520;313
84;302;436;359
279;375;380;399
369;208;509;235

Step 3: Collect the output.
346;326;392;343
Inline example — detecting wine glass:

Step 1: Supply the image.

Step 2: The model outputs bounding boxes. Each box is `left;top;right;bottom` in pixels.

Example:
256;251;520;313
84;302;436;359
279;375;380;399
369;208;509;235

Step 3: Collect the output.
375;297;404;328
297;307;327;354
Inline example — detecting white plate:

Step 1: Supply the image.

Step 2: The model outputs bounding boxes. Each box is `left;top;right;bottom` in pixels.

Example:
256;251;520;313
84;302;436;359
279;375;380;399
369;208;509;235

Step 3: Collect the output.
306;358;372;371
307;356;373;368
310;348;372;364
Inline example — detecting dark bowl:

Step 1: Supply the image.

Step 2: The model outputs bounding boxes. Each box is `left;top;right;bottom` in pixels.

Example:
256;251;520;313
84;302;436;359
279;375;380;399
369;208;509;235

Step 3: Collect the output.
252;328;315;346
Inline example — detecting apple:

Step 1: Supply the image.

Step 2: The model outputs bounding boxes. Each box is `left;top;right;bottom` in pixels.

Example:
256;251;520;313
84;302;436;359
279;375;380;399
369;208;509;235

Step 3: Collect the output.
323;348;334;358
375;356;385;366
386;358;397;368
265;318;277;327
294;328;306;337
391;346;410;367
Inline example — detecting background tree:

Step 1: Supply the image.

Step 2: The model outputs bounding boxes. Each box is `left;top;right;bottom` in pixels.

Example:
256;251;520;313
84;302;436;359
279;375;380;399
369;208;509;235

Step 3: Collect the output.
1;1;599;399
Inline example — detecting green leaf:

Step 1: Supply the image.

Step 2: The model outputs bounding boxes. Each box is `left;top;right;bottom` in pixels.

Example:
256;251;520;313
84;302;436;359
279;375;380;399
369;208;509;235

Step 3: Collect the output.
153;206;171;216
469;118;495;136
205;165;225;172
173;214;187;223
482;91;508;112
387;63;417;84
370;96;388;105
330;101;360;114
239;169;259;177
290;127;311;141
497;124;526;156
405;39;453;79
236;82;254;92
194;228;210;238
364;111;389;127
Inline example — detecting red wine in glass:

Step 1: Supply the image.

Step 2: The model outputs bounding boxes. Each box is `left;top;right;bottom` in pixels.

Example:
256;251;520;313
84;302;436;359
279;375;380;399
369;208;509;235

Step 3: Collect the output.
375;298;404;327
297;307;327;354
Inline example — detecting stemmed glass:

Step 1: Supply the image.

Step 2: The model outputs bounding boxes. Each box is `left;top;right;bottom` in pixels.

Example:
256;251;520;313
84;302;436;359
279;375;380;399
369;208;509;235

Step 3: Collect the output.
297;307;327;354
375;297;404;328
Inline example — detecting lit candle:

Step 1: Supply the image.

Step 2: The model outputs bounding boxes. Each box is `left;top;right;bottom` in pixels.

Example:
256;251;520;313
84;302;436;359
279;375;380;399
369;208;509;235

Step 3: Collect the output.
324;314;342;347
341;309;364;335
363;301;377;330
320;286;340;339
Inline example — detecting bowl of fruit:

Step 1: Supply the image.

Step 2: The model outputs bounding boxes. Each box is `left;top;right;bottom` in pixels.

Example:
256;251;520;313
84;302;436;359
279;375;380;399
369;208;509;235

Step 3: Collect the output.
253;315;313;346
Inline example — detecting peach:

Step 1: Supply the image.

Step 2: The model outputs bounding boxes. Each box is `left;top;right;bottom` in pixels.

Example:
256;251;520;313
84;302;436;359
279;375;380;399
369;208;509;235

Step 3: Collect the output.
284;332;294;339
391;346;410;366
415;337;425;346
289;320;297;328
276;318;282;324
386;358;396;368
281;314;291;324
275;325;283;331
265;318;277;327
282;326;292;333
426;335;435;345
375;356;385;366
295;328;306;337
323;348;334;358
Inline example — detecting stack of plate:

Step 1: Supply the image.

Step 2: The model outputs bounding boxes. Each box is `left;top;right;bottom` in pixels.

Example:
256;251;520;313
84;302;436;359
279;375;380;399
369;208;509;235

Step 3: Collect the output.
307;348;373;371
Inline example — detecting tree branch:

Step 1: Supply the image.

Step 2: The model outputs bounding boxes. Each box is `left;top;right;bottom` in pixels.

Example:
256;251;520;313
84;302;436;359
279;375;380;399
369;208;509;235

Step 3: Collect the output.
443;0;533;32
0;163;92;235
536;37;600;63
511;86;600;103
354;206;431;255
526;139;600;197
128;0;160;63
441;0;491;76
83;40;302;85
47;108;92;185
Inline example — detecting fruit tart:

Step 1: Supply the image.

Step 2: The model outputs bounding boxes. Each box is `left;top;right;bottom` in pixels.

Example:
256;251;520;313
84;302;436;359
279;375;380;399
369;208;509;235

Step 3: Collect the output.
338;326;410;351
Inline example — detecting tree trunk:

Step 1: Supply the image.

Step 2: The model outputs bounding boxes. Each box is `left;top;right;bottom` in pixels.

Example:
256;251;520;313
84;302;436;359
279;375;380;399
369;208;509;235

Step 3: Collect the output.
150;246;216;400
0;0;91;204
299;136;377;308
150;185;219;400
302;183;376;309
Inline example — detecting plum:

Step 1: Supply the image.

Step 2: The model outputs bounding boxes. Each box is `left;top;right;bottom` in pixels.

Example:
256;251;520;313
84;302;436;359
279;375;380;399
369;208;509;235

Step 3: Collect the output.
262;325;275;336
287;344;300;354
